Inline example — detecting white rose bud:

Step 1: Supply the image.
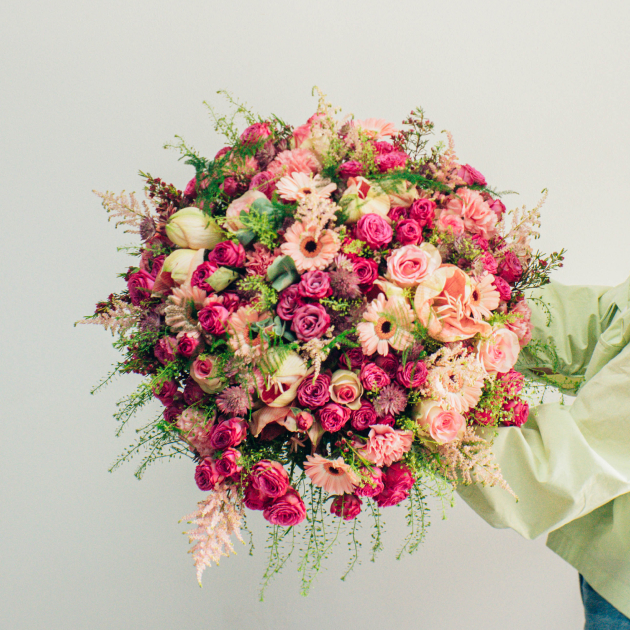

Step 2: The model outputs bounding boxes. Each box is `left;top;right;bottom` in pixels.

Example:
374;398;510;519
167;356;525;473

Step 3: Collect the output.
165;207;224;249
162;248;204;285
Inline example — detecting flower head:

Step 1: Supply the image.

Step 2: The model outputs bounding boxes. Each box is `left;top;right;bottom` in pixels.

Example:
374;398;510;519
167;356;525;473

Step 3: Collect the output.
280;221;340;273
304;454;359;494
276;172;337;202
357;293;415;356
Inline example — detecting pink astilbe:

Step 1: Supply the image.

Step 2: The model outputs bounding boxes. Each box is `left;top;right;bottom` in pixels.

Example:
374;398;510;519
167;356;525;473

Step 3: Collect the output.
75;297;144;336
181;484;244;586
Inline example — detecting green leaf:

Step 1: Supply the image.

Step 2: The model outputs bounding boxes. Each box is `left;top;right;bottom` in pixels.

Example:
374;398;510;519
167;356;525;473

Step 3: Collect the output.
207;267;239;292
266;255;299;292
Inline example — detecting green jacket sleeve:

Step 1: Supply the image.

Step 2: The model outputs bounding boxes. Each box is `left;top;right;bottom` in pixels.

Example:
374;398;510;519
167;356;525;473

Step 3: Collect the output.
458;278;630;539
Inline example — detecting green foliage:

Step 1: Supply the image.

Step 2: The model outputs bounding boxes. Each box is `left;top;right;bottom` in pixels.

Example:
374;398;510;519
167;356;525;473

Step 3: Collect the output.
236;276;279;312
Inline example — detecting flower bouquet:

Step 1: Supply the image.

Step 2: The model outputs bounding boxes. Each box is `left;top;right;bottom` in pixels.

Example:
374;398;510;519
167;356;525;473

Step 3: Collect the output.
80;91;564;593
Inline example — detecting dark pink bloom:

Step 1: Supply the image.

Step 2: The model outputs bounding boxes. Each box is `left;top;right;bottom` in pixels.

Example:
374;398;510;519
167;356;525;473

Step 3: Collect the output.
473;409;495;426
350;256;379;287
477;252;498;274
356;213;393;249
297;373;331;408
500;370;524;396
373;141;395;154
396;219;423;245
240;122;271;145
191;261;219;292
195;459;222;491
152;379;179;406
215;146;232;160
291;303;331;342
351;399;378;431
183;378;206;405
409;199;436;228
208;417;248;450
263;489;306;526
277;284;305;321
163;401;185;424
378;415;396;427
243;481;269;510
298;270;332;299
184;176;197;199
375;353;399;377
498;252;523;283
472;234;489;251
330;494;362;520
250;460;290;498
396;361;428;388
488;198;506;219
388;206;408;222
374;462;415;507
457;164;487;186
503;399;529;427
338;347;365;370
154;336;177;365
220;177;239;197
214;448;242;478
354;467;385;497
318;403;351;432
338;160;363;178
493;276;512;302
177;333;201;358
374;487;408;507
249;170;276;199
360;362;391;391
208;240;246;267
127;270;155;306
221;292;241;313
198;303;230;334
296;411;314;431
375;151;408;172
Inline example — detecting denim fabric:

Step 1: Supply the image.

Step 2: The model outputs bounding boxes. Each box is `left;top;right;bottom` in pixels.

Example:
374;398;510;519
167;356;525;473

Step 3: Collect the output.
580;575;630;629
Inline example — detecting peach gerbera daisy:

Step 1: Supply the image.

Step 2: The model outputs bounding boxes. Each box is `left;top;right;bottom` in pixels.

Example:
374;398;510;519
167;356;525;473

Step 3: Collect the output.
304;454;359;495
351;118;398;139
430;365;485;413
356;293;415;356
226;306;272;359
267;149;320;178
280;221;340;272
467;274;501;321
276;172;337;202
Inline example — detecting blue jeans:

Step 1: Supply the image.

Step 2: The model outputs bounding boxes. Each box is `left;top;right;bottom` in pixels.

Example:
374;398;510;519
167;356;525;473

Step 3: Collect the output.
580;575;630;629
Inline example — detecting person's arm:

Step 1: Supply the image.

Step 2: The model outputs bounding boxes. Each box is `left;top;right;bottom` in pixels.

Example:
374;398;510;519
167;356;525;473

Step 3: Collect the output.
458;278;630;539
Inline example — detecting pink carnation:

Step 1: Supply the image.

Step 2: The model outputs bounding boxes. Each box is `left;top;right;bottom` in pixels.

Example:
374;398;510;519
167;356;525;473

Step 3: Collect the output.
359;424;414;467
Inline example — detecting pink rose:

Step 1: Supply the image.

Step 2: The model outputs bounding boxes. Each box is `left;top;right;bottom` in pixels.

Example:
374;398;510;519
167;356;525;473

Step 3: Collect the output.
443;188;498;240
396;219;423;245
499;369;524;396
224;190;267;231
184;176;197;199
240;122;271;145
263;489;306;527
249;171;276;199
163;401;185;424
385;243;442;288
493;276;512;302
208;417;248;450
183;378;206;405
356;213;393;249
478;327;520;374
338;347;365;370
291;303;331;342
191;261;219;292
354;467;385;497
154;336;177;365
360;362;391;391
375;353;399;377
127;270;155;306
409;199;436;228
152;379;179;406
220;177;240;197
476;252;498;275
214;448;242;478
359;424;414;467
195;458;222;491
296;411;314;431
318;403;350;432
208;240;246;267
297;373;331;408
249;460;290;498
457;164;487;186
503;398;529;427
506;299;533;347
190;355;222;393
338;160;364;178
330;494;362;520
350;256;379;287
221;292;241;313
198;303;230;334
488;198;506;219
415;401;466;444
498;251;523;283
243;481;269;511
375;151;408;172
388;206;408;222
374;462;414;507
350;399;378;431
298;270;332;299
277;284;305;321
329;370;364;410
396;361;428;388
177;333;201;358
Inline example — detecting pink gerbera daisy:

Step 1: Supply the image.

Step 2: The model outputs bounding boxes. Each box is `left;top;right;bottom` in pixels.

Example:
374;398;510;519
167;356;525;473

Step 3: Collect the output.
468;274;501;320
304;454;359;495
280;221;340;272
351;118;398;139
226;306;272;359
267;149;320;178
357;293;415;356
276;172;337;202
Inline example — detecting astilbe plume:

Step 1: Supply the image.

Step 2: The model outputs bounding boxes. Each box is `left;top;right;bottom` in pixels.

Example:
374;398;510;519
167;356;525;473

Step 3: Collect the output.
93;190;154;234
496;190;547;260
75;297;144;336
182;483;244;585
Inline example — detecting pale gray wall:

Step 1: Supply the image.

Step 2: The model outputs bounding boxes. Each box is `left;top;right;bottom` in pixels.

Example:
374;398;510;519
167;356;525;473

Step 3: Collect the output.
2;0;629;628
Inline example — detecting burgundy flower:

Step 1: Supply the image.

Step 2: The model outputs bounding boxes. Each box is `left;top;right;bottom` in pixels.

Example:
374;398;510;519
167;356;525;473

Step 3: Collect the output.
191;261;219;292
127;270;155;306
221;292;241;313
152;379;179;406
396;361;428;388
354;467;385;497
154;336;177;365
291;303;331;342
360;362;391;391
250;460;290;498
240;122;271;145
243;481;269;510
263;489;306;526
198;303;230;334
338;347;365;371
249;171;276;199
350;399;378;431
375;353;399;377
388;206;408;222
409;199;436;228
214;448;242;478
498;252;523;284
297;373;331;408
378;415;396;427
330;494;362;520
220;177;239;197
183;378;206;405
396;219;423;245
503;399;529;427
184;176;197;199
194;459;222;491
298;270;332;299
208;417;248;450
177;333;201;358
208;240;246;267
277;284;305;321
338;160;363;178
318;403;350;432
356;213;393;249
457;164;487;186
350;256;379;287
493;276;512;302
500;370;524;396
163;402;185;424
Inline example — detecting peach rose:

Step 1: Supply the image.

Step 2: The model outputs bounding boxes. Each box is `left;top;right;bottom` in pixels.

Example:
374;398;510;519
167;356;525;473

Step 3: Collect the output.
442;188;498;240
414;400;465;444
384;178;419;208
358;424;414;467
385;243;442;288
477;327;520;374
505;300;533;348
414;265;492;342
225;190;267;232
329;370;364;411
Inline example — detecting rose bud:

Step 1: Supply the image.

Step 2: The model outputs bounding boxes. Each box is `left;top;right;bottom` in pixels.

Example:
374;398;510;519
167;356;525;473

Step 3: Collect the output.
165;207;224;250
296;411;314;431
161;248;204;285
330;494;362;520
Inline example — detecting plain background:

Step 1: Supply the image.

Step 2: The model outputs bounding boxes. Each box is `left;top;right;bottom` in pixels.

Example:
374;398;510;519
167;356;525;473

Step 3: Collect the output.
2;1;630;628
